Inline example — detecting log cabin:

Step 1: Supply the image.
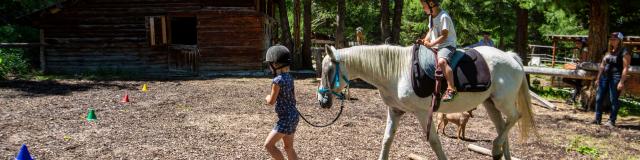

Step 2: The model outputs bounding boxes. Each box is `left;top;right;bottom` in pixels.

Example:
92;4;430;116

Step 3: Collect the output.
22;0;276;76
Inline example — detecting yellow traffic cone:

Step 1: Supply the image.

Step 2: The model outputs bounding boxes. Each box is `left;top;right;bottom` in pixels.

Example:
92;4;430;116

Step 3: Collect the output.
141;83;148;92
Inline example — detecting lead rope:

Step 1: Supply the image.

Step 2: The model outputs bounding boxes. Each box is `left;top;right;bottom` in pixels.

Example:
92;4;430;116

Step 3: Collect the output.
296;98;344;128
297;62;349;128
298;84;347;128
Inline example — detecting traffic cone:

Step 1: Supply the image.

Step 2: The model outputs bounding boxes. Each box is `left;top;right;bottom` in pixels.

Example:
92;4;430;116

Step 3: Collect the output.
86;108;97;121
15;144;33;160
121;92;130;103
141;83;148;92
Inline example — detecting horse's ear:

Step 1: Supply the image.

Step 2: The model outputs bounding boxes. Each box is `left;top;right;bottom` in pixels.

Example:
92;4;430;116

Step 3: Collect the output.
325;45;337;60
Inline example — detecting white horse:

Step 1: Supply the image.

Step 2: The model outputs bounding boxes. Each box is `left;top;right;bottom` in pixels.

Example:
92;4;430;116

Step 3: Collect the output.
316;45;536;160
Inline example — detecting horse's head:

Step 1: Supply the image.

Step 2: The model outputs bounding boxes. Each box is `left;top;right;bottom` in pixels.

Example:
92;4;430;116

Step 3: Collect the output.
317;45;349;109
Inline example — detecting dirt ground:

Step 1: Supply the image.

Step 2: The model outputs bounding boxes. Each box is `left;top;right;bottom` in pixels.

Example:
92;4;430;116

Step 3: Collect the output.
1;78;639;159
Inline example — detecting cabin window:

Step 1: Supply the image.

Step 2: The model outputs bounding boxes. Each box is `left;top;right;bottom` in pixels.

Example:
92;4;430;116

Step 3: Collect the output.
146;16;167;47
170;17;197;45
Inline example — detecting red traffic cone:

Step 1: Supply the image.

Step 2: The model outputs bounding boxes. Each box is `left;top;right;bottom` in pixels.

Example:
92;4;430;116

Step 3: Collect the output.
121;92;130;103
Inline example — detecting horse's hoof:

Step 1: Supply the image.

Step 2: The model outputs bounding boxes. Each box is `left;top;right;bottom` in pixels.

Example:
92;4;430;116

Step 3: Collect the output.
492;154;503;160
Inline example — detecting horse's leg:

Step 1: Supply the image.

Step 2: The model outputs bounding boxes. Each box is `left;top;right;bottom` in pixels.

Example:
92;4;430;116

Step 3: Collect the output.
483;99;506;159
378;107;405;160
415;111;447;160
498;104;520;160
486;98;520;160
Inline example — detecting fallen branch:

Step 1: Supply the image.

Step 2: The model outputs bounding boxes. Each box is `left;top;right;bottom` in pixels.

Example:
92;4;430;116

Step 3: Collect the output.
467;144;521;160
529;90;556;110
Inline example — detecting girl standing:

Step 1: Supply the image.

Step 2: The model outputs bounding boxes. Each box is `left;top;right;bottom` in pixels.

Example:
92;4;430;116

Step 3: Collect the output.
263;45;299;160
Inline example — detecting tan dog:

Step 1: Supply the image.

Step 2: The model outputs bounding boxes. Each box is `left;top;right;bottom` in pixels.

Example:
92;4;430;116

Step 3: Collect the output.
437;108;476;140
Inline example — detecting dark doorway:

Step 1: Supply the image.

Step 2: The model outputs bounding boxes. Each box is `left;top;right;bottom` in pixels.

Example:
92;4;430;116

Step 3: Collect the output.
170;17;197;45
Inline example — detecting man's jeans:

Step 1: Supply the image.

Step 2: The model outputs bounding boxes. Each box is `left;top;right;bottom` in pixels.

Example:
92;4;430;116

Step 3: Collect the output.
594;75;622;124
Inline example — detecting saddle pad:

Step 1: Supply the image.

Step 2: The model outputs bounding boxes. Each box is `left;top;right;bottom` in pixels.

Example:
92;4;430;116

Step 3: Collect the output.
452;49;491;92
411;45;491;98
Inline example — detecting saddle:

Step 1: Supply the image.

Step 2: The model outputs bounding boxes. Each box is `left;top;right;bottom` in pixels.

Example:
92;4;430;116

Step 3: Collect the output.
410;45;492;98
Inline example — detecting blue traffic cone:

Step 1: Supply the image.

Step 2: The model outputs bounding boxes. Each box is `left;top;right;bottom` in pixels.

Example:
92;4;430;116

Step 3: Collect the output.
15;144;33;160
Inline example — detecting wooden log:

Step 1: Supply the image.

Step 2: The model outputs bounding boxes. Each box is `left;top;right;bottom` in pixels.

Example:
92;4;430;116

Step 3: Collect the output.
524;66;596;80
578;62;640;74
529;90;556;110
467;144;521;160
408;153;428;160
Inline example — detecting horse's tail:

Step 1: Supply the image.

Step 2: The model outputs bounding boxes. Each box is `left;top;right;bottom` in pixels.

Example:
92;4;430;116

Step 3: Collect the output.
507;51;538;142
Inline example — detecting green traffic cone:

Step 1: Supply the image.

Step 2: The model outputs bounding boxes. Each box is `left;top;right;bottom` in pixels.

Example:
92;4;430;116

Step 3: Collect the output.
86;108;97;121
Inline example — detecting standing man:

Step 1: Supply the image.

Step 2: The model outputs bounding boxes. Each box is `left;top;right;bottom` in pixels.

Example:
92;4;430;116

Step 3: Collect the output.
417;0;458;101
466;31;494;48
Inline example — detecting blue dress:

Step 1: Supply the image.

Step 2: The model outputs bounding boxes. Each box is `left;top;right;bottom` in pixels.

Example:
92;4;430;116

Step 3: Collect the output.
272;73;299;134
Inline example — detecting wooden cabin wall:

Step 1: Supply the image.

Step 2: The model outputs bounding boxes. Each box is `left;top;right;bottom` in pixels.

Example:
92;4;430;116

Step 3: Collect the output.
38;0;266;75
197;10;265;71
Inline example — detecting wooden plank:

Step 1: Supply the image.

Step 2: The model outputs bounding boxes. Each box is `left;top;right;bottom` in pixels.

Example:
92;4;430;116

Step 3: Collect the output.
150;17;155;46
197;40;263;48
408;153;428;160
468;144;521;160
551;40;557;67
45;37;147;43
524;66;596;80
161;16;167;44
0;43;47;48
40;29;46;72
529;90;556;110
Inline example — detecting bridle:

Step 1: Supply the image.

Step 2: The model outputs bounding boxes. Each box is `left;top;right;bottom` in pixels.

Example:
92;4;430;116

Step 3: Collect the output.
297;51;350;128
318;60;350;100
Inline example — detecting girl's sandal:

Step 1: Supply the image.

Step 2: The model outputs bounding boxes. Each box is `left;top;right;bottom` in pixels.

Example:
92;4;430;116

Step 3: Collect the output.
442;89;457;102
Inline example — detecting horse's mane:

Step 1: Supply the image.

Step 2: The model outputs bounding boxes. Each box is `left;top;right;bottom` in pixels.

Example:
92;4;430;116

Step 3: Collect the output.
338;45;412;80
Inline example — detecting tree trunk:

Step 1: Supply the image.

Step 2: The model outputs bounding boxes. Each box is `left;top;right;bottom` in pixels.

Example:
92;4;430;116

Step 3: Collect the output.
302;0;312;69
515;5;529;64
336;0;346;48
588;0;609;61
496;1;504;49
380;0;390;43
390;0;403;44
293;0;301;53
276;0;293;51
585;0;609;111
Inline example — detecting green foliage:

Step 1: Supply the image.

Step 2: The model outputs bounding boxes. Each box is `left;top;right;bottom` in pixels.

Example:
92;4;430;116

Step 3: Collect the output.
0;48;30;79
1;0;59;42
309;0;382;43
567;136;600;159
619;97;640;117
530;85;571;100
576;146;600;158
537;5;588;36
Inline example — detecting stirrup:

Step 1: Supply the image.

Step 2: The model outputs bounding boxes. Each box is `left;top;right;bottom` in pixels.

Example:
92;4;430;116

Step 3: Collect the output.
442;89;457;102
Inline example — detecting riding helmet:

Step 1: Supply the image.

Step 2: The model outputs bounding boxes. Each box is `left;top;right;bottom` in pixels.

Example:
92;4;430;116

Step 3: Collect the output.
264;45;292;66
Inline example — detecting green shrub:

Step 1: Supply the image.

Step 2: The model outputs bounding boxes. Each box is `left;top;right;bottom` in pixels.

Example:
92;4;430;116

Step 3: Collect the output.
0;48;30;79
567;136;600;159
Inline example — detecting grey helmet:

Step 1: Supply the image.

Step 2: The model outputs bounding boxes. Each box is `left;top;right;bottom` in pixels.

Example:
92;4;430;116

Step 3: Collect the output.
264;45;292;66
265;45;291;77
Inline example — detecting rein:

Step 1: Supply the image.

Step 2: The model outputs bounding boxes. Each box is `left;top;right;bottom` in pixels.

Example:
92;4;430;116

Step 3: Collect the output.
299;54;350;128
426;46;443;140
